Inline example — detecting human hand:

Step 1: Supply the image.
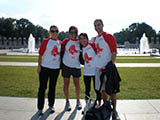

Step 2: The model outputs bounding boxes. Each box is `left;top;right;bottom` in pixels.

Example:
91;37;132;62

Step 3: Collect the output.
37;66;41;74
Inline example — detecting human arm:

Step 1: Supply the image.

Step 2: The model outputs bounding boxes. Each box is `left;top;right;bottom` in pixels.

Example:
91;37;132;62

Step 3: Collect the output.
111;52;117;64
37;55;42;74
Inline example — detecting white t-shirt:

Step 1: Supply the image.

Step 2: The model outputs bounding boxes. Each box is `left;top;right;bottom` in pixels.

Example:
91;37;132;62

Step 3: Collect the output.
82;43;97;76
93;32;117;68
39;38;61;69
62;38;80;69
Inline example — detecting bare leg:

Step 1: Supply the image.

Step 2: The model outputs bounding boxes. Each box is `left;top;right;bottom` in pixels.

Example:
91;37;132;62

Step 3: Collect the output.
64;77;70;101
73;77;80;100
111;93;117;111
102;90;108;102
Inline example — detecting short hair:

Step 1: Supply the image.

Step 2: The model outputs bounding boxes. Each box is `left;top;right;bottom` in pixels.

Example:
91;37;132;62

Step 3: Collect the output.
94;19;103;25
79;33;89;40
69;26;78;35
50;25;58;32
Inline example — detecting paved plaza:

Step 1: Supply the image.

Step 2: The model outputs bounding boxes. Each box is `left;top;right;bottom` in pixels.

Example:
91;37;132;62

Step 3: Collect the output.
0;50;160;120
0;96;160;120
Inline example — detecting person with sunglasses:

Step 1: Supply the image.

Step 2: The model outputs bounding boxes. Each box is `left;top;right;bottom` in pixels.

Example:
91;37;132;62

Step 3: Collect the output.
33;25;61;118
79;33;101;107
61;26;82;111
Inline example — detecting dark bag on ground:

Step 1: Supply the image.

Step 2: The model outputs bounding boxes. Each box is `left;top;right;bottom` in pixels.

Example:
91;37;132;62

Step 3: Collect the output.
85;101;112;120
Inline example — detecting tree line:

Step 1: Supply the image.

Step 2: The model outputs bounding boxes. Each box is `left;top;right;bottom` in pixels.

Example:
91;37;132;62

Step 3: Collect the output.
0;17;50;39
0;17;160;43
114;22;160;44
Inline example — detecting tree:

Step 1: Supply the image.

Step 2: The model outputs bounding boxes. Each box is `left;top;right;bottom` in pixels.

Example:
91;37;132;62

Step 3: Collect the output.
0;17;49;39
14;18;35;38
34;25;49;39
114;22;156;44
0;17;16;37
58;31;69;41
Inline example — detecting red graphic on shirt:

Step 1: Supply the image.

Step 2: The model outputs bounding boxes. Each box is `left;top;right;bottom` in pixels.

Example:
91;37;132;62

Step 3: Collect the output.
84;53;92;64
51;46;60;56
96;43;103;54
69;45;78;55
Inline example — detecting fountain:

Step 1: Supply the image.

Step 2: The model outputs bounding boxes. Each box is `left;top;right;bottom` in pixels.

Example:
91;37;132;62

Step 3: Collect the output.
28;34;35;53
139;33;150;54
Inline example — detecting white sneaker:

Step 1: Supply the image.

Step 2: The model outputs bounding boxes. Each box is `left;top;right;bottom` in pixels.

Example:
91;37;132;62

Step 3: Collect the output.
47;107;55;114
112;111;120;120
65;101;71;111
76;100;82;110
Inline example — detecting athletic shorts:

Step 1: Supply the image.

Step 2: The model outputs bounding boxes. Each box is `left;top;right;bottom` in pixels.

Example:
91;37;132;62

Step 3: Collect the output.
62;64;81;78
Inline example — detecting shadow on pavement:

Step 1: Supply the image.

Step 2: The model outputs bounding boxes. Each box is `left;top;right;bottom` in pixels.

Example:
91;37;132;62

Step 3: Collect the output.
30;111;42;120
67;107;78;120
39;109;53;120
54;110;65;120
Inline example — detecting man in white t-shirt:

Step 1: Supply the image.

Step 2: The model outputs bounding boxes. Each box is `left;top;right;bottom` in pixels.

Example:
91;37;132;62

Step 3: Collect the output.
93;19;120;120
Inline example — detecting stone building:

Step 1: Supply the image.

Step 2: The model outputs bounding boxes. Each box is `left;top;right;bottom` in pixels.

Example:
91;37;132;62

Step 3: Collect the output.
0;37;43;49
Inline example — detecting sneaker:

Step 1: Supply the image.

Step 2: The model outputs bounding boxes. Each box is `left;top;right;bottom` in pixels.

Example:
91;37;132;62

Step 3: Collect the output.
65;101;71;111
47;107;55;114
31;110;43;120
85;99;89;105
112;111;120;120
76;100;82;110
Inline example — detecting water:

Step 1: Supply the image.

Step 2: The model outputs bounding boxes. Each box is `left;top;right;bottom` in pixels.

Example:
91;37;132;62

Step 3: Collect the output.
140;33;150;54
28;34;35;53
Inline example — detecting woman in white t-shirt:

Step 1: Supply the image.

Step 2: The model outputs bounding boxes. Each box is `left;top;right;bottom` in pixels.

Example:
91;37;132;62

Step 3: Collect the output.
61;26;82;111
35;25;60;117
79;33;101;106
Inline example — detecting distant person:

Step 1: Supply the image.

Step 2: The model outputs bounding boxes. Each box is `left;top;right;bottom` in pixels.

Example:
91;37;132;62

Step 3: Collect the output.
79;33;101;106
93;19;121;120
36;25;61;116
61;26;82;111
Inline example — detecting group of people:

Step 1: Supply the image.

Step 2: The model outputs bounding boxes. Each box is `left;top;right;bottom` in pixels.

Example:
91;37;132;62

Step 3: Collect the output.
35;19;121;120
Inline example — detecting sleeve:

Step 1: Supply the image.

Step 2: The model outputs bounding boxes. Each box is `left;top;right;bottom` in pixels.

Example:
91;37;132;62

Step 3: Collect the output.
61;39;68;52
39;39;49;56
89;42;97;54
103;33;117;53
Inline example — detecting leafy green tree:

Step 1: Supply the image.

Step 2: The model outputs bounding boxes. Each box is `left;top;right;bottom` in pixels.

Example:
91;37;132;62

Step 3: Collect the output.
58;31;69;41
14;18;35;38
34;25;49;39
0;17;16;37
114;22;156;44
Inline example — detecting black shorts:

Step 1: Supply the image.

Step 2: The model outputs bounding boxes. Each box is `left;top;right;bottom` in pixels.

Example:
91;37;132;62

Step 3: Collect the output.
62;64;81;78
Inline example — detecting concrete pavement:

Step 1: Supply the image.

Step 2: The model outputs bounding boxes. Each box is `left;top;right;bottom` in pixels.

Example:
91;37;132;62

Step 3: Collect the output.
1;62;160;67
0;96;160;120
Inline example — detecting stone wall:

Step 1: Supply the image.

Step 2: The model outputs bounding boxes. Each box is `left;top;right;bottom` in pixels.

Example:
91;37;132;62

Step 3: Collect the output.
0;37;43;49
0;36;159;49
124;37;160;49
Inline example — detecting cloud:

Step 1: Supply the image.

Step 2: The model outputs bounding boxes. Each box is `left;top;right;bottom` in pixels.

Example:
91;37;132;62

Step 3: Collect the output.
0;0;160;38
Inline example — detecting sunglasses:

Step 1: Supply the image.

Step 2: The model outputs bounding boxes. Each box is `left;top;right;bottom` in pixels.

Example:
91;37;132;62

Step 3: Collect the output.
50;30;59;33
70;31;77;35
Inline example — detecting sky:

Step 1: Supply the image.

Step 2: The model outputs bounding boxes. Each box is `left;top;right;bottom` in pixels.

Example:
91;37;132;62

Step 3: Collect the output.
0;0;160;39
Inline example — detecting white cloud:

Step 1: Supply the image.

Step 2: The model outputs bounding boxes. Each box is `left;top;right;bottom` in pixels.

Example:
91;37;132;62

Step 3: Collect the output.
0;0;160;38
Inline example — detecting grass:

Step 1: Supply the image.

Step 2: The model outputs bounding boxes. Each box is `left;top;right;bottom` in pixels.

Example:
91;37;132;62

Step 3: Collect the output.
116;59;160;63
0;66;160;99
0;55;160;63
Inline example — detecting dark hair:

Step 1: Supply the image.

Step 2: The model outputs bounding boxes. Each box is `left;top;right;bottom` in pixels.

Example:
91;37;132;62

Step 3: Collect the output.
94;19;103;25
69;26;78;35
79;33;89;40
50;25;59;32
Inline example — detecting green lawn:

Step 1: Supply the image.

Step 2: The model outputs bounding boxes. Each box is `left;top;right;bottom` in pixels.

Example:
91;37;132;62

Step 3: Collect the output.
0;55;160;63
0;66;160;99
